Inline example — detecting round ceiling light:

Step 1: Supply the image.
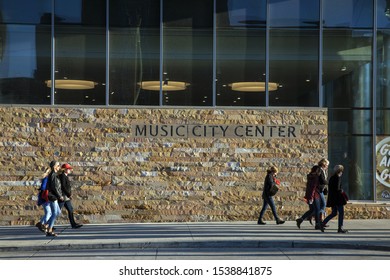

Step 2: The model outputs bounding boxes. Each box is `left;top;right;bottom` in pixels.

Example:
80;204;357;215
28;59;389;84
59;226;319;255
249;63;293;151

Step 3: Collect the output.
45;79;97;90
138;81;189;91
229;82;279;92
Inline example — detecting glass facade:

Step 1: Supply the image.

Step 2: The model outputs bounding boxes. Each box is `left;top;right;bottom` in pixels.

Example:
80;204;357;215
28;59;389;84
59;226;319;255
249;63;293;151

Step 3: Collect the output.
163;0;214;106
216;0;266;106
323;0;374;201
109;0;160;105
1;0;390;202
54;0;106;105
269;0;319;106
0;0;51;104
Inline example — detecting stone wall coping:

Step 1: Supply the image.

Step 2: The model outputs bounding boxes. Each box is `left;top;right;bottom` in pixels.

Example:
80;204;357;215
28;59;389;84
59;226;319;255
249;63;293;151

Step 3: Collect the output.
0;104;326;111
348;202;390;206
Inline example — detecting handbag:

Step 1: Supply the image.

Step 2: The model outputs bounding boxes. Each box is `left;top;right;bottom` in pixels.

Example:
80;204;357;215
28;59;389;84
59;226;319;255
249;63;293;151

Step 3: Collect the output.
340;191;349;205
269;179;280;196
269;184;279;196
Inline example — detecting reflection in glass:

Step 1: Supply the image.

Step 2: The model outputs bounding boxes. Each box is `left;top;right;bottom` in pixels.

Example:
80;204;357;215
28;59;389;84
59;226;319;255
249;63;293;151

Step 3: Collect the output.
377;31;390;110
109;0;160;105
323;0;373;28
54;0;106;105
269;0;319;28
378;0;390;29
377;32;390;136
324;26;373;201
268;0;319;107
323;30;372;109
216;0;266;106
377;110;390;135
162;0;213;106
0;0;51;104
328;108;371;136
328;134;373;201
269;29;319;107
0;0;52;24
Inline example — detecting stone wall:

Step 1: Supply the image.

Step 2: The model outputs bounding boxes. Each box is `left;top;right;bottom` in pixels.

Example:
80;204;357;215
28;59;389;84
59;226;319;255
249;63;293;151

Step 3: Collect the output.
0;106;388;225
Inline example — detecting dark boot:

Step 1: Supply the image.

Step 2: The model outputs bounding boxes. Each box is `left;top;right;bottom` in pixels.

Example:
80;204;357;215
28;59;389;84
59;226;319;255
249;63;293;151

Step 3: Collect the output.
320;216;329;227
276;219;285;225
257;219;266;225
315;223;325;232
35;222;44;232
296;218;303;229
338;227;348;233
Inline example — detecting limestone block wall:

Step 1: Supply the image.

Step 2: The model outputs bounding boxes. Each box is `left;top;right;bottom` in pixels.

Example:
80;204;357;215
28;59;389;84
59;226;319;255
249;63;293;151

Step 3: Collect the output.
0;106;388;225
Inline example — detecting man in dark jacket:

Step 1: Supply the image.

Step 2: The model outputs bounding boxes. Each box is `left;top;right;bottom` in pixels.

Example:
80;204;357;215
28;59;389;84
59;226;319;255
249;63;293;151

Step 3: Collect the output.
59;163;83;229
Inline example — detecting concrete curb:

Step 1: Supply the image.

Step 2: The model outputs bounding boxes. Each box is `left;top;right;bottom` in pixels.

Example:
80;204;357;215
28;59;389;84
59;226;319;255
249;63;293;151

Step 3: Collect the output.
1;240;390;253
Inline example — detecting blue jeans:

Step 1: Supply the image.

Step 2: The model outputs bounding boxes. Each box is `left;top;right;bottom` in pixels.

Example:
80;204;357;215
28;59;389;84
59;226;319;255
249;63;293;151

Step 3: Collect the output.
258;195;279;221
39;202;52;225
47;200;61;229
319;192;326;216
323;205;344;228
300;198;321;226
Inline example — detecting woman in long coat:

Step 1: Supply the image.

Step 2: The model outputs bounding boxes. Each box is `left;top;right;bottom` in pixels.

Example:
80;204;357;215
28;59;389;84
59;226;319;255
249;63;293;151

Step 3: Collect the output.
322;165;348;233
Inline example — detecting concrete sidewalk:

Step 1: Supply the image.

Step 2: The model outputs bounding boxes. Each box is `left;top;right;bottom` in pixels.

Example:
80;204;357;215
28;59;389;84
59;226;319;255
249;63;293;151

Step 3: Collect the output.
1;219;390;253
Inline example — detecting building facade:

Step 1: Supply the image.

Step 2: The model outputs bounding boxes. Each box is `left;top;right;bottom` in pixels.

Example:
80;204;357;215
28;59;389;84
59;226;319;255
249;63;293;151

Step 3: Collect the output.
0;0;390;225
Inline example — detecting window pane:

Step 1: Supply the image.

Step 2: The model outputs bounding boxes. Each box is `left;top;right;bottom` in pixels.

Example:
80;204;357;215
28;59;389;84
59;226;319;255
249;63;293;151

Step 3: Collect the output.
323;0;373;28
377;30;390;110
325;24;373;201
323;29;372;108
377;32;390;135
54;0;106;105
109;0;160;106
216;0;266;106
269;29;319;106
269;0;319;107
377;109;390;135
269;0;319;28
0;0;52;24
328;134;373;201
162;0;213;106
0;0;51;104
376;0;390;29
328;108;372;135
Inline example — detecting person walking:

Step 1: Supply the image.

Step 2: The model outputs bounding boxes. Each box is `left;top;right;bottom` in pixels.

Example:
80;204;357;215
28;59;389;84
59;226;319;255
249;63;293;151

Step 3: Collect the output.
46;160;63;237
257;166;285;225
58;163;83;229
322;165;348;233
318;158;329;223
296;165;324;232
35;167;52;233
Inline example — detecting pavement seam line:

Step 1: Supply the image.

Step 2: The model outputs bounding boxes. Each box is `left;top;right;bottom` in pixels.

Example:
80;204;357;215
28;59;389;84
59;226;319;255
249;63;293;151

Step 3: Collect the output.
186;222;195;240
